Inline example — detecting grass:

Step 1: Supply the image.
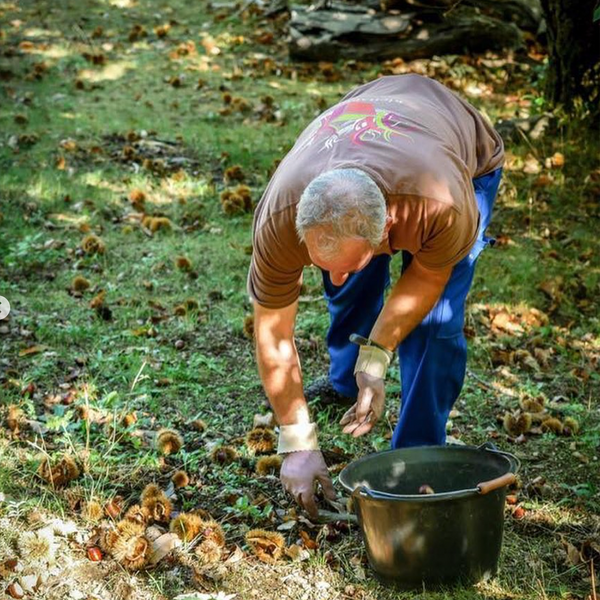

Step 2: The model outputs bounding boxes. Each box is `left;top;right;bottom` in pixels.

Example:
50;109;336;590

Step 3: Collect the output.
0;0;599;598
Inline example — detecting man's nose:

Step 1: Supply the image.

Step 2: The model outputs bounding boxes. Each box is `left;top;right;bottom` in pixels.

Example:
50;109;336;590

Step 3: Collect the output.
330;271;349;286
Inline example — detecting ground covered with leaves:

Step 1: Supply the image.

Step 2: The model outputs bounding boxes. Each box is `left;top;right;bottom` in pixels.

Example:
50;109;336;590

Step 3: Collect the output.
0;0;599;599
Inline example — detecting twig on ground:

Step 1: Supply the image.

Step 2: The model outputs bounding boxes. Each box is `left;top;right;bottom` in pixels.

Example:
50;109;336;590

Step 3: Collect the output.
130;359;148;392
316;509;357;524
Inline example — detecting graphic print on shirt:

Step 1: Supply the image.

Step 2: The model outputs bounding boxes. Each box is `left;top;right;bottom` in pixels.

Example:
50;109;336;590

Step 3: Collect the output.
296;100;418;154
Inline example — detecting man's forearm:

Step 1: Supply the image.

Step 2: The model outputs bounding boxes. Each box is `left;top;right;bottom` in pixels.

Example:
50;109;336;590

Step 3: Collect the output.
369;258;452;351
253;300;310;426
256;343;310;426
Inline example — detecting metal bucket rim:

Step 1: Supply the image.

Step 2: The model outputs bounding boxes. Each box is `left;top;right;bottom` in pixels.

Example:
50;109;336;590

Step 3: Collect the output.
339;443;518;501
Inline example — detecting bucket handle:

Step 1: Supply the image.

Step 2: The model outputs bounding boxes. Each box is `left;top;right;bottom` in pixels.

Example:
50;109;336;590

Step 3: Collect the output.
476;472;516;495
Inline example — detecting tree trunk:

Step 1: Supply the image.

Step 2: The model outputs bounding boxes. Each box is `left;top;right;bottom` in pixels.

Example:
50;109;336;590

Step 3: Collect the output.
539;0;600;118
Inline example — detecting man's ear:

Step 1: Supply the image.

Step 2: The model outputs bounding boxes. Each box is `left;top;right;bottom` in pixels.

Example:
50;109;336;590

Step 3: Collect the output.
382;215;393;238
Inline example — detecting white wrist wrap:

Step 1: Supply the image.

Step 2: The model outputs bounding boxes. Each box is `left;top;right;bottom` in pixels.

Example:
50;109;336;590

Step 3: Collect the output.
354;345;391;379
277;423;319;454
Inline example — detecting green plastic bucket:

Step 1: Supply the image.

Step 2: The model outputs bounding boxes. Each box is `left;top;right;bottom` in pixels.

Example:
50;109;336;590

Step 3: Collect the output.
339;443;519;589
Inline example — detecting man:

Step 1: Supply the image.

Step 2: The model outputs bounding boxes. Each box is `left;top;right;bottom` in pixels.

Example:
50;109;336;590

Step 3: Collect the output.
247;74;504;518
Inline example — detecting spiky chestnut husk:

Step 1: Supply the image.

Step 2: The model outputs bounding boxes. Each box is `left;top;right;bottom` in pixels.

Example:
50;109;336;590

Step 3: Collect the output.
245;427;276;454
124;504;151;526
101;519;145;555
221;194;245;216
71;275;90;292
81;500;104;522
245;529;285;564
64;486;86;511
562;417;580;435
142;216;172;232
502;412;532;437
172;470;190;488
156;428;183;455
129;189;146;208
81;234;106;255
173;304;187;316
170;513;203;542
175;256;192;271
190;508;213;521
121;412;137;427
209;445;238;466
541;417;564;434
140;483;162;503
17;528;56;564
242;314;254;339
153;216;173;232
219;189;232;203
37;454;80;488
142;494;172;523
190;419;207;433
232;97;251;113
234;185;252;211
198;519;225;548
184;298;199;311
112;532;151;571
98;526;119;553
255;455;283;476
520;398;545;413
194;539;222;564
116;519;145;538
223;165;244;182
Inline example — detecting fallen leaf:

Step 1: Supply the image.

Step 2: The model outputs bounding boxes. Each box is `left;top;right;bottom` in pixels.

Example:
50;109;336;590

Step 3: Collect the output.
285;544;310;561
19;345;48;357
277;520;297;531
523;154;541;174
563;539;583;566
299;530;319;550
149;532;181;566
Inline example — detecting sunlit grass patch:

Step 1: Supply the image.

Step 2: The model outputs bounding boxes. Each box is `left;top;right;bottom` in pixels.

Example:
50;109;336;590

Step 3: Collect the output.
0;0;598;598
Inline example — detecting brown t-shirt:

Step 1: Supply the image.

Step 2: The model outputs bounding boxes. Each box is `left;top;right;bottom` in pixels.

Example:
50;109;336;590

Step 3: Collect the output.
248;74;504;308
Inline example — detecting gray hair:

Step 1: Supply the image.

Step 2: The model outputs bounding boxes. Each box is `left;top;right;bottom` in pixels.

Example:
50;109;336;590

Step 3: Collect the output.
296;168;386;258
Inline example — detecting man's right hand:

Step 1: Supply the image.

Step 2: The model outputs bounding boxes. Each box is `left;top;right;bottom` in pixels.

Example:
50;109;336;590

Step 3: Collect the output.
280;450;337;519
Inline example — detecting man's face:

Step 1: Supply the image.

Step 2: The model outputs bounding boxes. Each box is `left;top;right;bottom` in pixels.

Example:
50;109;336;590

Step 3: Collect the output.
305;228;374;286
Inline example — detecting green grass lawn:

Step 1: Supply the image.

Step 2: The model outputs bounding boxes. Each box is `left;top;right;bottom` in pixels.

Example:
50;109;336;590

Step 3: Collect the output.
0;0;599;599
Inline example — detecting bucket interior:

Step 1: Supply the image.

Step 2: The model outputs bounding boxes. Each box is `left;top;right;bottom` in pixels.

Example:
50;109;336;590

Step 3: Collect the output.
339;445;513;496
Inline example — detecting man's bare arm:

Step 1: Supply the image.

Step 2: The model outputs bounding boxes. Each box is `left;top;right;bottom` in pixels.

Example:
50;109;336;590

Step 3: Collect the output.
369;258;453;351
253;299;310;426
253;299;337;516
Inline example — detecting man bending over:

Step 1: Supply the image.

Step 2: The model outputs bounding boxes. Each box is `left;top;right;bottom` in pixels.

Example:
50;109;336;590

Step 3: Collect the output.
247;74;504;518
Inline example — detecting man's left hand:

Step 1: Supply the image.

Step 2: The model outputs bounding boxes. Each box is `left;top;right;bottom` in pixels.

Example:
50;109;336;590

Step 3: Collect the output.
340;372;385;437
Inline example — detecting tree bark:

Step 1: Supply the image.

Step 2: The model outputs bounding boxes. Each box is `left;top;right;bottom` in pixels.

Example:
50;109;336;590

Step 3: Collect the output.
539;0;600;119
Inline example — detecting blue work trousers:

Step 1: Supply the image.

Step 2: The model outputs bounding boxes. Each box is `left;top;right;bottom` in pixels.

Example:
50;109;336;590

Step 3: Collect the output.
321;168;502;448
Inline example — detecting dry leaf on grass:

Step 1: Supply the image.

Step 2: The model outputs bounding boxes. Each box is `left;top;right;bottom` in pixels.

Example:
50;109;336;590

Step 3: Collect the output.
252;412;275;429
148;532;181;566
